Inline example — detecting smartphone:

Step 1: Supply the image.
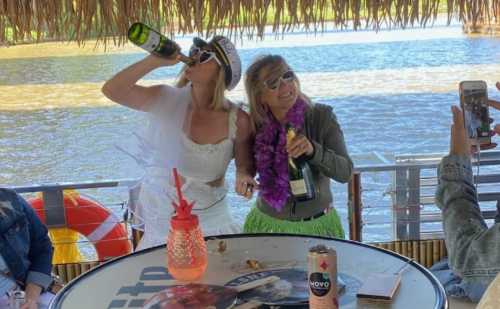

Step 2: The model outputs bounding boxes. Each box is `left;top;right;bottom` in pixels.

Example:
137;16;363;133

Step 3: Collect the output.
459;80;491;145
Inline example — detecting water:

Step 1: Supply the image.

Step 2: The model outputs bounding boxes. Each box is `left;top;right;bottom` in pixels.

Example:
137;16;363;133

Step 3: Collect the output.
1;21;499;249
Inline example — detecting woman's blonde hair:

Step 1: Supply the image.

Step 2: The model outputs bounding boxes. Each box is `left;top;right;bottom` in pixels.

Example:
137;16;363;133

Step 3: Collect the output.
244;55;309;129
176;64;228;111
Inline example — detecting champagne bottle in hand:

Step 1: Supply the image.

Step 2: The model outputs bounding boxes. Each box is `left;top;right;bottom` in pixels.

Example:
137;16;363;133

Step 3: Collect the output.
286;124;315;202
128;22;193;65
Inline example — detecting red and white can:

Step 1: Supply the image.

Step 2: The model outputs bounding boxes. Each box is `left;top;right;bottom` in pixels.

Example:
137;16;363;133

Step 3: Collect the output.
308;245;338;309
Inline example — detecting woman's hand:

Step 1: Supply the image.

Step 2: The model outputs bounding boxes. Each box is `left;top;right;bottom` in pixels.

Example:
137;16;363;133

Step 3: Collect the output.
235;172;258;199
21;283;41;309
286;134;314;158
493;124;500;136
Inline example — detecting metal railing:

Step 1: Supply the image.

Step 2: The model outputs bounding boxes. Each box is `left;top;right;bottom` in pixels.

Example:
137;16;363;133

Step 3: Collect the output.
11;179;139;228
349;150;500;242
7;150;500;247
8;179;141;260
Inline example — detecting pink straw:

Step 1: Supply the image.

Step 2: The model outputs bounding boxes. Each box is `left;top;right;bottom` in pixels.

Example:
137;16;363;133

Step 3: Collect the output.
173;168;183;208
171;168;195;216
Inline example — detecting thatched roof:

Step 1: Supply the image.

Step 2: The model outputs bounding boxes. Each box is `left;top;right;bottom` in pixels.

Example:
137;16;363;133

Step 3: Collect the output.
1;0;499;45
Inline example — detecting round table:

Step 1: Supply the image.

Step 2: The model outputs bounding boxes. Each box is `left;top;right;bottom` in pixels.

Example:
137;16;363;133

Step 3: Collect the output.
50;234;447;308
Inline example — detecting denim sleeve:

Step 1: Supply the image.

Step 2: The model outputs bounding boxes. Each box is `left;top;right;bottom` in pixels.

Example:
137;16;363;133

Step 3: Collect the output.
436;154;500;285
17;193;53;289
309;108;353;183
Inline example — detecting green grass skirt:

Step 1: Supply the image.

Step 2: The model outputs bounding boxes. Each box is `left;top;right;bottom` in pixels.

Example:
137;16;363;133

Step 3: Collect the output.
243;206;345;239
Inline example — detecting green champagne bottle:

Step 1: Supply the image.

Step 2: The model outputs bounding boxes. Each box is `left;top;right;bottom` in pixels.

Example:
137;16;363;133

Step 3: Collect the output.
128;22;192;65
286;124;316;202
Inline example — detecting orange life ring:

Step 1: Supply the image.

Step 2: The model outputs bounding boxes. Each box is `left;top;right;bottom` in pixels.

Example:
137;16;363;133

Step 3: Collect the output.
29;193;132;261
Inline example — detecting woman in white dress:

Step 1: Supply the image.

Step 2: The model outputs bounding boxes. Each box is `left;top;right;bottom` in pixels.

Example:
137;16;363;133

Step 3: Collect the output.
102;36;256;249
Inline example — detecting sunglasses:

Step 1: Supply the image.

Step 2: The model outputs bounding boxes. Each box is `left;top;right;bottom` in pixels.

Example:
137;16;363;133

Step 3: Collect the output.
189;46;221;66
263;70;296;91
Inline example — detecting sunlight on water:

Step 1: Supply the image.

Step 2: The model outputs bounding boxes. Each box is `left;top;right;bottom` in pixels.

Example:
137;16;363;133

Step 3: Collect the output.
0;83;109;110
2;62;499;111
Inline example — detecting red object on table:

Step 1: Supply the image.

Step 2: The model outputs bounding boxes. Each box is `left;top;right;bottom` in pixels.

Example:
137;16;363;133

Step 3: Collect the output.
166;168;208;281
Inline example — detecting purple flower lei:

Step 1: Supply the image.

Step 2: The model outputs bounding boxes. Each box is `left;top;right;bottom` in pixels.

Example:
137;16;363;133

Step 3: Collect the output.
254;97;307;211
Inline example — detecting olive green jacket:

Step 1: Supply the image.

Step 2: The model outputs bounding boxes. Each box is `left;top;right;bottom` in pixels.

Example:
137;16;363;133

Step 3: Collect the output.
257;103;353;220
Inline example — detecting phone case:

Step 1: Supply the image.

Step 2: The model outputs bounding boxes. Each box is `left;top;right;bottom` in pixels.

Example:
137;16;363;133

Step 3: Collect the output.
460;81;491;145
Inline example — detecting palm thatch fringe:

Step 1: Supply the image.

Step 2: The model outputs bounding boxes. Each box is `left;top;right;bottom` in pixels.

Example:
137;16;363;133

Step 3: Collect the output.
1;0;499;45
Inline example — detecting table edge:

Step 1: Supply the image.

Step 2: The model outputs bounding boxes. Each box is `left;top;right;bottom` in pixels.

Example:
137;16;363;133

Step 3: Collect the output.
49;233;448;309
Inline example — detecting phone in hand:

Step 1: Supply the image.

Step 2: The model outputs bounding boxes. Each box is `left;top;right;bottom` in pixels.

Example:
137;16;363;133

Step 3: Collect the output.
459;80;493;149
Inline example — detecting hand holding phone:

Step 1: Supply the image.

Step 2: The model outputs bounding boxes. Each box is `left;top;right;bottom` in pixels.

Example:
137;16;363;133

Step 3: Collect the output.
459;80;496;150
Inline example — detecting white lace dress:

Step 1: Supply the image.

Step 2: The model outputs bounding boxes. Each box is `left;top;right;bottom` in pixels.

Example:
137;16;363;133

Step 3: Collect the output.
134;85;242;250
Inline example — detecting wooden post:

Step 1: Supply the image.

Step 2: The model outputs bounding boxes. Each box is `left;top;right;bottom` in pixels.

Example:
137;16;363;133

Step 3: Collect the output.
395;168;409;240
433;239;441;265
408;168;421;239
348;172;362;242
